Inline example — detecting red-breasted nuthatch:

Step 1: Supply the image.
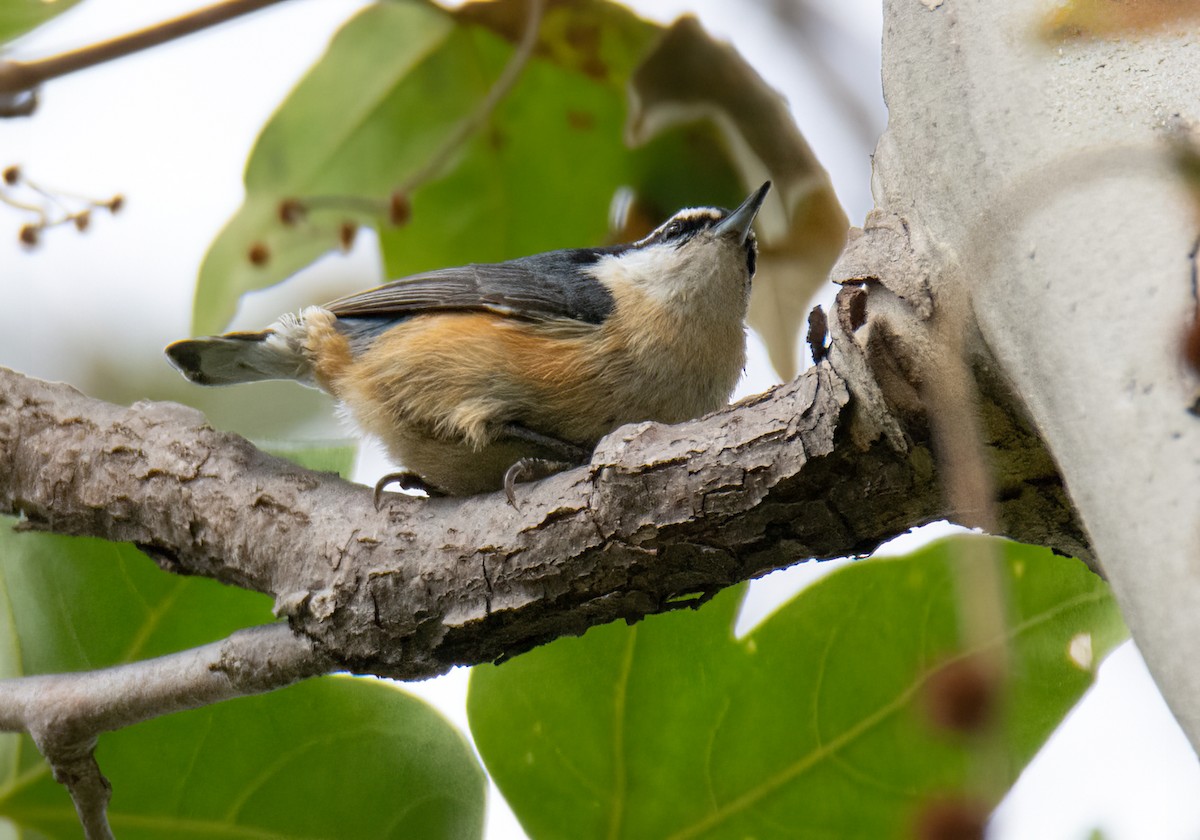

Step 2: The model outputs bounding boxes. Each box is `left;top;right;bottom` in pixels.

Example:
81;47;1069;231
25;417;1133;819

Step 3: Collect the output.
167;182;770;504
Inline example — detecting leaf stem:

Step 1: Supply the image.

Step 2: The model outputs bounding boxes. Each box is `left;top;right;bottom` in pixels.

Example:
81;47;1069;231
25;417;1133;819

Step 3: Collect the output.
399;0;545;193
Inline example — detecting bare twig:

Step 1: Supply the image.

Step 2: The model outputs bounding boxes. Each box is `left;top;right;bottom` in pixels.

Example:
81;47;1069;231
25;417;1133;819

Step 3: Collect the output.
56;754;113;840
0;624;328;735
0;623;329;839
0;0;291;109
0;90;37;117
1;166;123;245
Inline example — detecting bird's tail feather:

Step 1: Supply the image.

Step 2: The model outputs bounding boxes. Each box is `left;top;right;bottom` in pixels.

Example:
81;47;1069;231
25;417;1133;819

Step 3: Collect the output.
166;325;312;386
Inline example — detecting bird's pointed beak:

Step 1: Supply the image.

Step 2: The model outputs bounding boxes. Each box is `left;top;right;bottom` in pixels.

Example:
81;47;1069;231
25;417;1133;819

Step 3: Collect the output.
714;181;771;244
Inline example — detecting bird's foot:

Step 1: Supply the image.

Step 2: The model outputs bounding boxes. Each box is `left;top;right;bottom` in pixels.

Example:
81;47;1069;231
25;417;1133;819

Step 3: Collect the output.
501;424;591;463
503;458;576;509
373;471;445;510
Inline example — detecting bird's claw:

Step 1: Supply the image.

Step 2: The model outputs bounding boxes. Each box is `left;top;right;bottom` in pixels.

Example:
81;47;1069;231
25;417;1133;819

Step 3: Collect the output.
503;458;572;509
373;471;444;510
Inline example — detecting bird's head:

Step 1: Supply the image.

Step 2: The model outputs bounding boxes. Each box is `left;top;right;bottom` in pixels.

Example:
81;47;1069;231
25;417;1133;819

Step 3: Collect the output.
597;182;771;307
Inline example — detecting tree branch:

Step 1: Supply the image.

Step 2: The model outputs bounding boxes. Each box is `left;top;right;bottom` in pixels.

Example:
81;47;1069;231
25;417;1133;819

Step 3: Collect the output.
0;312;1087;681
60;753;113;840
0;623;328;840
0;0;291;111
0;259;1094;836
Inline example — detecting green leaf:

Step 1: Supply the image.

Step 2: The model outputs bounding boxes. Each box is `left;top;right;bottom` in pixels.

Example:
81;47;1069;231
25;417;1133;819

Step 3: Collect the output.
0;520;485;839
192;1;458;334
467;537;1127;839
374;5;745;284
0;0;85;46
0;525;274;676
192;0;797;334
3;678;485;840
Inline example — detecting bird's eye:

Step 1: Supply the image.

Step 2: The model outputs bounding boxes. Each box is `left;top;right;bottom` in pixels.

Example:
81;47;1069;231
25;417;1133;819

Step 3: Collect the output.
663;220;683;238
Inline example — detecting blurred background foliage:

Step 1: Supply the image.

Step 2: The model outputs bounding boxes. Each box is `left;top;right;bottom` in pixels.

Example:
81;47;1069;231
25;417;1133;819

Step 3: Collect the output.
0;0;877;445
469;538;1124;839
0;1;1157;838
0;1;870;833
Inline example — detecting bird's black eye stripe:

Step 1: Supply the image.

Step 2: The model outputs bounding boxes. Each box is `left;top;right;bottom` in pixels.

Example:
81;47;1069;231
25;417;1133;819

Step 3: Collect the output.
656;213;719;245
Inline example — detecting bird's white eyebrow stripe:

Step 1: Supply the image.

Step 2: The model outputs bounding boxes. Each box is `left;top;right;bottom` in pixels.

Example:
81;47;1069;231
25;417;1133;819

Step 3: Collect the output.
635;207;724;247
671;208;724;222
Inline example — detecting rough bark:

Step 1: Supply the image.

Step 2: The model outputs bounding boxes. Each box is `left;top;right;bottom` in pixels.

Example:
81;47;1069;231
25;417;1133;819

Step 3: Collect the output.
0;337;1084;680
8;1;1198;834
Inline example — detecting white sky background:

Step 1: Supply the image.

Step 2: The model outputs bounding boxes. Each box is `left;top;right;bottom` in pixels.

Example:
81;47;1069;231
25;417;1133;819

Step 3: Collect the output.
1;1;1198;838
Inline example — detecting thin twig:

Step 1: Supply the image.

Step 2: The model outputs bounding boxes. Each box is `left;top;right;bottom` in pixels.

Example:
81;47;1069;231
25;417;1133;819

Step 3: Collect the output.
0;623;330;838
0;189;47;220
0;90;37;117
57;753;114;840
0;0;291;99
0;624;328;735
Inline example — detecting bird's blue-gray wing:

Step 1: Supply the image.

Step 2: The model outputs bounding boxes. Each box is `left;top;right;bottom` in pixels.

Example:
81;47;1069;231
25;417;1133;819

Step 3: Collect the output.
323;248;623;326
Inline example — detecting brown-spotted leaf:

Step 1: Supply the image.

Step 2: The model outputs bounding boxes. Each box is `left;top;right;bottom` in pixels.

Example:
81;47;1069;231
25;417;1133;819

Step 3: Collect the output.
1042;0;1200;41
372;0;744;298
627;16;848;381
452;0;655;88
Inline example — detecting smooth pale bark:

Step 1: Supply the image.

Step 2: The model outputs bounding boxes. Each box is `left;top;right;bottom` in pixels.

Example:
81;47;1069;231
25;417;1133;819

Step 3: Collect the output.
863;0;1200;748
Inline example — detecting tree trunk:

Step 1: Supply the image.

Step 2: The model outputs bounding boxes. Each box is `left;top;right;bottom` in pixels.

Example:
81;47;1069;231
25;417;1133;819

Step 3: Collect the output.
857;0;1200;749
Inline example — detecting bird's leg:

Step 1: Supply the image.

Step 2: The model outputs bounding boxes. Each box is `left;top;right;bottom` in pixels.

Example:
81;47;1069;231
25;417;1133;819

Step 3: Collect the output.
499;424;592;508
500;424;591;463
373;471;446;510
503;458;577;508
